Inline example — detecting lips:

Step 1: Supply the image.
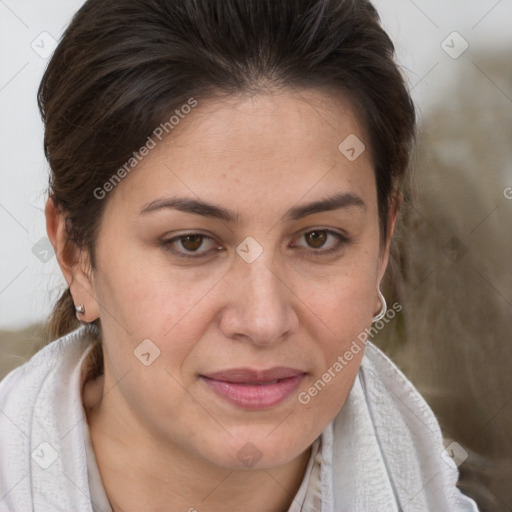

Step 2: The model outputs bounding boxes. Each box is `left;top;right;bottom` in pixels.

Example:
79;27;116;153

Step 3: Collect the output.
203;367;305;383
200;367;306;409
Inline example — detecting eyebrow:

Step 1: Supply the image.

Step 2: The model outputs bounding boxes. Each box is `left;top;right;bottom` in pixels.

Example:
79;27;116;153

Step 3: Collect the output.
139;192;366;222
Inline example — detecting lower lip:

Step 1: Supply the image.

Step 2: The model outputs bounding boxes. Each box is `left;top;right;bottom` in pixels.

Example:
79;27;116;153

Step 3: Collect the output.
200;375;305;410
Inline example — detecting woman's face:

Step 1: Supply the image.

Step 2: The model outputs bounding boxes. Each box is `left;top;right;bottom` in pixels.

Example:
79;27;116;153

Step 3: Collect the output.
79;89;395;469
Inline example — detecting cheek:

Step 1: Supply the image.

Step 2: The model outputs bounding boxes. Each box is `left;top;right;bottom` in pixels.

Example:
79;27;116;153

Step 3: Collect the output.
292;258;377;414
93;248;218;339
302;281;372;380
293;283;371;428
298;256;378;339
91;252;224;392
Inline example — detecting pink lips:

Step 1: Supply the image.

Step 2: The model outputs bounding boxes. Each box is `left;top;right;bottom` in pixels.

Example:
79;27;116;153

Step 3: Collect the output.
200;367;306;410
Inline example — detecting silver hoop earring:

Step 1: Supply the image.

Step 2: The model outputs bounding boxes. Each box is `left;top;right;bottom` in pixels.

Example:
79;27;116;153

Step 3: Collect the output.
372;290;387;323
75;304;85;315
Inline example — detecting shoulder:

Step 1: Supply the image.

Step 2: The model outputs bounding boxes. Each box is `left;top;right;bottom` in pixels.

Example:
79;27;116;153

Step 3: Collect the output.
327;341;479;511
0;326;93;409
0;326;95;449
0;326;95;511
360;341;440;432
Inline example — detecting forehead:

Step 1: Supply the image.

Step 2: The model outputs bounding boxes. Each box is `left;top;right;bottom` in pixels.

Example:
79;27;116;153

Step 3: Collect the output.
109;89;375;218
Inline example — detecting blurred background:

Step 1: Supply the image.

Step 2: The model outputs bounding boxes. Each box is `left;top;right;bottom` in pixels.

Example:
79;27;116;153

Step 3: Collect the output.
1;1;511;510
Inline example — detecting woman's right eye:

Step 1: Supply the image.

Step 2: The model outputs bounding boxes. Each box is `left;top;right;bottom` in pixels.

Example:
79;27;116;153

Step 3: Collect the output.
161;233;221;259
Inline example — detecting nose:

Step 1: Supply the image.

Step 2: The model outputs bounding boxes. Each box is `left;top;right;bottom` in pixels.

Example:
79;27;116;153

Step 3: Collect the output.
218;253;299;347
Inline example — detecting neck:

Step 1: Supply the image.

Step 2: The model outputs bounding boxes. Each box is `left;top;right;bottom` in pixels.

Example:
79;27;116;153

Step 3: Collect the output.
83;374;312;512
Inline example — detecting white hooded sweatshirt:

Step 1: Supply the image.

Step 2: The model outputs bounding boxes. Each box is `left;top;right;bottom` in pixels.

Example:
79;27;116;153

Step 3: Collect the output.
0;326;479;511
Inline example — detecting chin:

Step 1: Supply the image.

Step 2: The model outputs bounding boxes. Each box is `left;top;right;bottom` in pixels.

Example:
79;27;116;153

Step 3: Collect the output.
197;432;305;471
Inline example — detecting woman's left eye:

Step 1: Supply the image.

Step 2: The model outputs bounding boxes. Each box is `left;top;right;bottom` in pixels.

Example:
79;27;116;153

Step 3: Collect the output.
292;229;349;254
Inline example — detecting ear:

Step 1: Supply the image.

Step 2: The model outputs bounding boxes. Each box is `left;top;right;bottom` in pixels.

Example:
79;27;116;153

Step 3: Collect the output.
376;191;402;284
45;197;100;322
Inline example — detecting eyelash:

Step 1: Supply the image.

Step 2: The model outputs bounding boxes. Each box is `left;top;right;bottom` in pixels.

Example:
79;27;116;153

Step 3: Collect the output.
160;228;351;260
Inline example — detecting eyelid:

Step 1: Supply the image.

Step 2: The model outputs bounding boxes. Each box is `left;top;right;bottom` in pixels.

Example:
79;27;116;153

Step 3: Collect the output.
292;226;350;242
290;227;351;254
160;232;222;259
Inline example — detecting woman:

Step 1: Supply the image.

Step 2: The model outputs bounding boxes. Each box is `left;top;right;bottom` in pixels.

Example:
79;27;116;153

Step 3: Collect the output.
0;0;480;510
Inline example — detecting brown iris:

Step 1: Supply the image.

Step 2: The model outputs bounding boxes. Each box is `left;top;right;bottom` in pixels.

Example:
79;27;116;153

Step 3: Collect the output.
305;230;327;248
181;234;203;251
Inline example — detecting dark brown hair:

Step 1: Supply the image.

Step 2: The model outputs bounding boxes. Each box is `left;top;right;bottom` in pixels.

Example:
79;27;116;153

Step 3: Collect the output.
39;0;415;342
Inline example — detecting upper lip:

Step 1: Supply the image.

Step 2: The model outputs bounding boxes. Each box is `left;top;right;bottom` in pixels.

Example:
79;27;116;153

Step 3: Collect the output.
201;367;306;383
